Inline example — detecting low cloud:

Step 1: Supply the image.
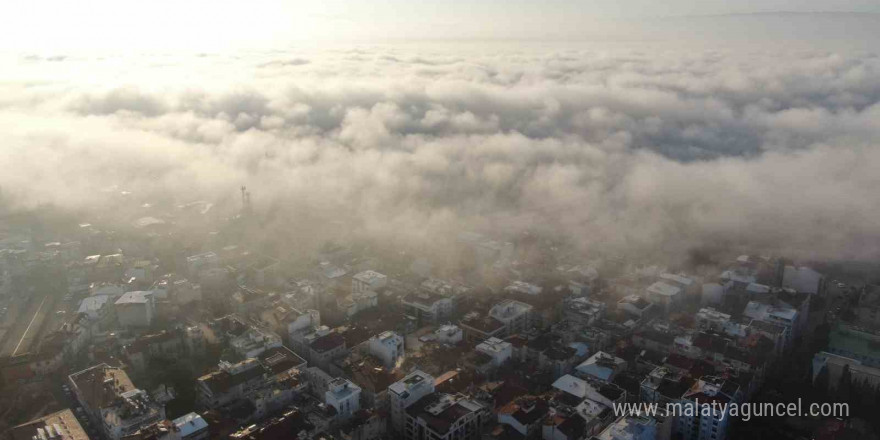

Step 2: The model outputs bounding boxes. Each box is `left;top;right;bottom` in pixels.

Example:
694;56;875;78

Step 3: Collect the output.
2;43;880;263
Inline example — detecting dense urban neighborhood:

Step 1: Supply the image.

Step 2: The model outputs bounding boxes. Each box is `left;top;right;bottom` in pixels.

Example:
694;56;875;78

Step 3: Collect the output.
1;193;879;440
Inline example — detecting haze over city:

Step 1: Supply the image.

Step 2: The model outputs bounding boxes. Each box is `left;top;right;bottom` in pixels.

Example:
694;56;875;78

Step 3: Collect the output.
1;2;880;440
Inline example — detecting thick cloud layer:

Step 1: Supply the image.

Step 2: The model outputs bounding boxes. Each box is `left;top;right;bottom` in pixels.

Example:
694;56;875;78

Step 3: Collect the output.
2;42;880;263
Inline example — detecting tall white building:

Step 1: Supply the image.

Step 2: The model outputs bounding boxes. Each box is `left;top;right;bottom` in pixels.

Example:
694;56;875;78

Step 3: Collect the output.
389;370;435;435
488;300;533;336
475;337;512;367
368;331;404;369
285;308;321;341
325;378;361;421
434;325;463;344
675;376;741;440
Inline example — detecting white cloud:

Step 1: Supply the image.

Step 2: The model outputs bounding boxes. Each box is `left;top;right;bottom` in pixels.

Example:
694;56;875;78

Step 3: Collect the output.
2;43;880;263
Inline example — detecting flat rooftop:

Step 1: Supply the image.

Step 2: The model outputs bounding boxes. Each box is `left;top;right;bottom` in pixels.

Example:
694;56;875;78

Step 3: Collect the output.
115;290;152;305
69;364;136;410
353;270;386;283
389;370;433;395
10;409;88;440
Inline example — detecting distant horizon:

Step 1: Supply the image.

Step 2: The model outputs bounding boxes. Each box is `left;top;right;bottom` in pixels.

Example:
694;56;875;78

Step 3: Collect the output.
3;4;880;440
3;3;880;51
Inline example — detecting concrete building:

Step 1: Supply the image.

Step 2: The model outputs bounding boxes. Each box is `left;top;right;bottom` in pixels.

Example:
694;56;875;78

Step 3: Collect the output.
748;319;790;355
640;366;693;406
78;295;115;330
575;351;627;383
617;295;654;318
330;351;402;407
595;414;660;440
308;329;348;370
304;365;335;399
68;364;165;440
675;376;741;440
813;351;880;392
325;378;362;421
171;413;210;440
318;261;348;286
489;299;533;336
229;325;282;359
403;393;485;440
552;373;592;399
434;325;463;345
459;313;506;343
283;308;322;341
10;409;88;440
420;278;467;297
389;370;435;436
475;337;513;367
124;330;187;371
660;273;696;294
646;281;683;311
563;297;606;325
257;346;307;379
352;270;387;295
403;290;455;325
342;289;379;317
823;324;880;368
78;294;112;321
743;301;798;343
496;397;549;439
114;290;155;327
368;331;404;369
695;308;732;332
196;359;268;408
